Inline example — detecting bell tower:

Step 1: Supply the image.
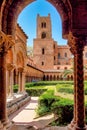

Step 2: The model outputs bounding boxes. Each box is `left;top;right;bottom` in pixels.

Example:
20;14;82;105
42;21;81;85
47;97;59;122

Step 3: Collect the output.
33;14;54;70
37;14;52;39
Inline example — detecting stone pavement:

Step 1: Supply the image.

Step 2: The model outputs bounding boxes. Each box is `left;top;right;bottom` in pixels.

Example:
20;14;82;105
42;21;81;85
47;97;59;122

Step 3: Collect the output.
8;97;67;130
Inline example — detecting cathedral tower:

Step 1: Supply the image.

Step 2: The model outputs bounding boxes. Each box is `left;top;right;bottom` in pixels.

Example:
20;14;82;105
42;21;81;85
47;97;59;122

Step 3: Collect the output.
37;14;52;39
33;14;54;70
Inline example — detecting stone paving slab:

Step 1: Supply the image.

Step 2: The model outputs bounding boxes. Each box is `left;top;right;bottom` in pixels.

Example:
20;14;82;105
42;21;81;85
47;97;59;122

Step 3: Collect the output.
8;97;67;130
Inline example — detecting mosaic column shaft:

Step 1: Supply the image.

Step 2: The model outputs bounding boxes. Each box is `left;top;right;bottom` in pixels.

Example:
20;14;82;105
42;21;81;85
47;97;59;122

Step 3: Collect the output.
68;33;86;130
73;54;77;124
75;46;86;130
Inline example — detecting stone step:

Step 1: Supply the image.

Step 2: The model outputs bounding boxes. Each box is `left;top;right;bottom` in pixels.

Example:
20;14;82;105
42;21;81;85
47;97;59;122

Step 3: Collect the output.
9;125;68;130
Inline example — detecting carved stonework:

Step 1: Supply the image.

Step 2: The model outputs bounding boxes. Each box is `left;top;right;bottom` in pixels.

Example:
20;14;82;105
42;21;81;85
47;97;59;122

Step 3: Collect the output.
68;32;86;55
6;63;15;71
0;31;15;53
68;32;86;129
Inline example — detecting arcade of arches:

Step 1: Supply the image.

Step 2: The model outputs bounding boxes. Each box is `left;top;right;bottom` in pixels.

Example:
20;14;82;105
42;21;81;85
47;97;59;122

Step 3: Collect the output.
0;0;87;130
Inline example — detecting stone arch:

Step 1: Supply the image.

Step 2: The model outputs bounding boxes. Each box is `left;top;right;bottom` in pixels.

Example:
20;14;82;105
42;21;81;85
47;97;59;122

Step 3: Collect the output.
71;75;73;80
6;49;13;64
1;0;71;38
67;75;70;80
47;75;49;81
43;75;45;81
50;75;52;81
16;51;24;68
57;75;59;80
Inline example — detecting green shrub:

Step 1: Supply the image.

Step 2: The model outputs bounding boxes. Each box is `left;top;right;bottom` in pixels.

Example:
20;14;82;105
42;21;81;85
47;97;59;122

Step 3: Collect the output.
13;84;18;93
26;88;47;96
36;105;50;116
37;88;74;125
56;83;74;94
25;81;59;88
39;90;55;107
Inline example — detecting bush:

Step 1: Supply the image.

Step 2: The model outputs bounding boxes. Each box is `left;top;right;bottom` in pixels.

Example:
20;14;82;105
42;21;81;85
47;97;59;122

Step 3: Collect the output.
56;83;74;94
26;88;47;96
37;88;74;125
13;84;18;93
25;81;59;88
51;98;73;125
39;90;55;107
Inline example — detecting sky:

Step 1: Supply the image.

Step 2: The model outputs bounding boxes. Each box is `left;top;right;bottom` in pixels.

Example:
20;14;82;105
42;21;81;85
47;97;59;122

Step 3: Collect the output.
17;0;67;47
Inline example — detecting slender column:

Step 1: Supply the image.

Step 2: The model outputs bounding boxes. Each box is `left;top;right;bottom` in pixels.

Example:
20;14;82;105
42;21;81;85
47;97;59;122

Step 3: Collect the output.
68;33;86;130
75;45;86;130
6;70;10;97
73;54;77;124
0;31;15;129
18;68;23;93
15;70;18;84
0;52;8;125
9;70;14;97
22;72;25;92
18;72;21;93
68;48;77;129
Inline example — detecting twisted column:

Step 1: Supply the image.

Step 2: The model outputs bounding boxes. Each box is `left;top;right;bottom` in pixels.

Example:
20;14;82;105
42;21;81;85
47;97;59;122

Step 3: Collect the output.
68;32;86;130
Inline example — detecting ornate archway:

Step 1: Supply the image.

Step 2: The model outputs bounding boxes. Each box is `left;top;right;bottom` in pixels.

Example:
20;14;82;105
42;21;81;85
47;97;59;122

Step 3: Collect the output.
0;0;87;130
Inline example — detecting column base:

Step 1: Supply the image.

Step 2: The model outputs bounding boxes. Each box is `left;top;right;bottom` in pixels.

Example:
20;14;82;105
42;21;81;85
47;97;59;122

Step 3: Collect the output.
1;118;11;129
1;119;10;126
68;120;76;130
73;125;87;130
0;121;4;130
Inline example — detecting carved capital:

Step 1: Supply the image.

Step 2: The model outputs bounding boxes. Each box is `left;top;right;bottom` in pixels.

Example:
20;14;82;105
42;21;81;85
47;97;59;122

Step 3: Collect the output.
68;32;86;55
6;63;15;71
0;31;15;53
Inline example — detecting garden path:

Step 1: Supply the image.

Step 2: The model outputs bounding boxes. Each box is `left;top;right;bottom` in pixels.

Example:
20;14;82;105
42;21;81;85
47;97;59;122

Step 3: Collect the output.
8;97;67;130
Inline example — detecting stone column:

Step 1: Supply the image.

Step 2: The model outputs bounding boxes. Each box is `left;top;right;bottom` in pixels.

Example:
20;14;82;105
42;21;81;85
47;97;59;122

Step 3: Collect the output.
22;72;26;93
6;70;10;97
75;44;85;130
9;70;14;97
68;48;77;129
0;32;14;128
18;68;23;93
15;69;18;84
18;71;21;93
0;52;8;125
68;33;86;130
6;64;14;98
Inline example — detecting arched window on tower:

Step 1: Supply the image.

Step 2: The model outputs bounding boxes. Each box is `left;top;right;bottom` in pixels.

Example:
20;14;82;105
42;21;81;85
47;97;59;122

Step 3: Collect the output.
41;32;46;39
58;53;60;58
41;22;46;28
42;48;45;55
42;61;44;66
65;52;67;57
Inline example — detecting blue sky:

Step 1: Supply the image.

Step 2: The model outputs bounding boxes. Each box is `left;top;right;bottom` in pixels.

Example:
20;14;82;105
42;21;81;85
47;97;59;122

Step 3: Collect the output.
18;0;67;47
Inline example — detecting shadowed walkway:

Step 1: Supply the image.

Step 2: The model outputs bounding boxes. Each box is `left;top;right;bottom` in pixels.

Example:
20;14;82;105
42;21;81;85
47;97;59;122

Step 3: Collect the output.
8;97;67;130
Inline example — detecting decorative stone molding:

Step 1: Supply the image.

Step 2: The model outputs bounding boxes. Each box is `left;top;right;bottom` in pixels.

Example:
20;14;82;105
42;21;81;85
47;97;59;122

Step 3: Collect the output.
18;67;24;72
68;32;86;55
0;31;15;53
6;63;15;71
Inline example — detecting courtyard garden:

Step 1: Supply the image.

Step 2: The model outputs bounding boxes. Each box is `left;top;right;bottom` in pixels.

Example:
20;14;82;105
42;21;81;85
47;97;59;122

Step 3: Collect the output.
13;81;87;126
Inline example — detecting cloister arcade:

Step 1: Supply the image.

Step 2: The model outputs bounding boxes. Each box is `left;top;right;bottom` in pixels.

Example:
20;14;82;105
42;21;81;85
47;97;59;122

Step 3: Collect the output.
0;0;87;130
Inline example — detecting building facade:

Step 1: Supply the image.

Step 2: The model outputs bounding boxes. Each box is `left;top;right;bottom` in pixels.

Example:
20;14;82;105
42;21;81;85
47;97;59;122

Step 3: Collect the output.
33;14;87;81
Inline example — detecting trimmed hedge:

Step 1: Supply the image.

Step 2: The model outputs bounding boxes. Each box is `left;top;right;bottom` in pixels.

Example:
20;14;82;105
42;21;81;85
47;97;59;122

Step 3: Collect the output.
26;88;47;96
37;89;74;125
